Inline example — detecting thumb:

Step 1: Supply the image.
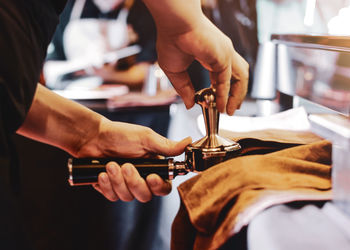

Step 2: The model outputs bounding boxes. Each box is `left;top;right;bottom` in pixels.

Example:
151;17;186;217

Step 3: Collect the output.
148;135;192;157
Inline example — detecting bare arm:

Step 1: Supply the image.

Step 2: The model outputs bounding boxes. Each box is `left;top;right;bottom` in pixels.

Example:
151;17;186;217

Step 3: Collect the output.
17;84;191;202
143;0;249;115
17;84;102;156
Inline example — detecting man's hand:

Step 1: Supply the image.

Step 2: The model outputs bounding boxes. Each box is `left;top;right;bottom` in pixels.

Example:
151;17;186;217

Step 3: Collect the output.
76;118;192;202
156;16;249;115
93;162;172;202
18;85;190;203
143;0;249;115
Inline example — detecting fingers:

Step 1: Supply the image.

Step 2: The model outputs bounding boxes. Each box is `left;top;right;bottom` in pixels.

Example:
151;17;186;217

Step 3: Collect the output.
96;162;133;202
227;53;249;115
210;66;231;113
94;162;172;203
145;134;192;157
94;173;119;201
164;70;195;109
227;77;247;115
210;52;249;116
121;163;152;202
146;174;172;196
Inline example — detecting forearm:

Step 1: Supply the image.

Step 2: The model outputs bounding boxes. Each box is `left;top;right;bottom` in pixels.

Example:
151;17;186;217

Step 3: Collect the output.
142;0;204;35
16;84;105;156
16;84;184;202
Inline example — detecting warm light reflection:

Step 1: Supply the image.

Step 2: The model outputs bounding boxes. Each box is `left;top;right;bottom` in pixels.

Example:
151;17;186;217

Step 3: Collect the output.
304;0;316;27
328;5;350;35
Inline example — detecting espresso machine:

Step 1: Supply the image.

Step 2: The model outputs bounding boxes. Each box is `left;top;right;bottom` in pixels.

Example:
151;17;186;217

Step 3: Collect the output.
252;34;350;217
68;87;241;185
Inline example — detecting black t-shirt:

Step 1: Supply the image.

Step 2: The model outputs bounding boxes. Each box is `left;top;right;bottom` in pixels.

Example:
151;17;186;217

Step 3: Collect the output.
0;0;66;185
0;0;66;129
0;1;66;247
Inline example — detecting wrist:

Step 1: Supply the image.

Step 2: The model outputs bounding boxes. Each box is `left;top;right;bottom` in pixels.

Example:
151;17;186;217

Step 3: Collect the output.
73;115;110;158
143;0;204;36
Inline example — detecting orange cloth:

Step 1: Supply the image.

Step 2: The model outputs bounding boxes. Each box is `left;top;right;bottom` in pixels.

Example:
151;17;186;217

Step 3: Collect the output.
171;131;332;250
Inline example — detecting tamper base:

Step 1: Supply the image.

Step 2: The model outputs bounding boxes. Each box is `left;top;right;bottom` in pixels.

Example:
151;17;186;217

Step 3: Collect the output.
185;142;241;172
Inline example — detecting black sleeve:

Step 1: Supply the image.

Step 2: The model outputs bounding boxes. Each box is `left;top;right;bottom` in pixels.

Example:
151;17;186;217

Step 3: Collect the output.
0;0;64;134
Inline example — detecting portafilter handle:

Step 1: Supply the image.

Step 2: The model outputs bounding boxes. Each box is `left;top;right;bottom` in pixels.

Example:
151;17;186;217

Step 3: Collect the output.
68;158;188;186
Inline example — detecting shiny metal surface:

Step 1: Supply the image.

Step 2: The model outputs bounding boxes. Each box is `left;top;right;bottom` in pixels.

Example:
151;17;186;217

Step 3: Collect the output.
309;113;350;216
269;34;350;116
185;88;241;171
188;88;240;151
68;158;73;186
271;33;350;216
251;41;277;100
271;34;350;53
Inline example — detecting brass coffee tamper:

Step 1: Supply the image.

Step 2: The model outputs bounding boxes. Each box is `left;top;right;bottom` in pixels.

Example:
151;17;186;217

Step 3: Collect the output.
185;88;241;171
68;87;241;185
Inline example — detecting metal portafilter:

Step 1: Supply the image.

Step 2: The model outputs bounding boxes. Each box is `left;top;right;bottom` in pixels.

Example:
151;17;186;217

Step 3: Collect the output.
68;88;241;186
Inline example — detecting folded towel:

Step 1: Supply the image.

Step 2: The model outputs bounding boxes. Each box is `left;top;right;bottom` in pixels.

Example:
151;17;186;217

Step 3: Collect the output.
171;131;331;250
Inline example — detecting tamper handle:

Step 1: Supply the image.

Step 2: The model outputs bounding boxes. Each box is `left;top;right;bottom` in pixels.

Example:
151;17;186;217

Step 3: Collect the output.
195;87;219;138
68;158;173;186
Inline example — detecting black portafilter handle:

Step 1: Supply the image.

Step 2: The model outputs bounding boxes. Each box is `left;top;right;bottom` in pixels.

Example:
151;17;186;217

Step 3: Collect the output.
68;157;188;186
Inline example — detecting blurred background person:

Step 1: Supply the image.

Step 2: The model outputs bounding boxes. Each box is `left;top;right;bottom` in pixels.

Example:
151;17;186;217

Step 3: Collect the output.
44;0;157;91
